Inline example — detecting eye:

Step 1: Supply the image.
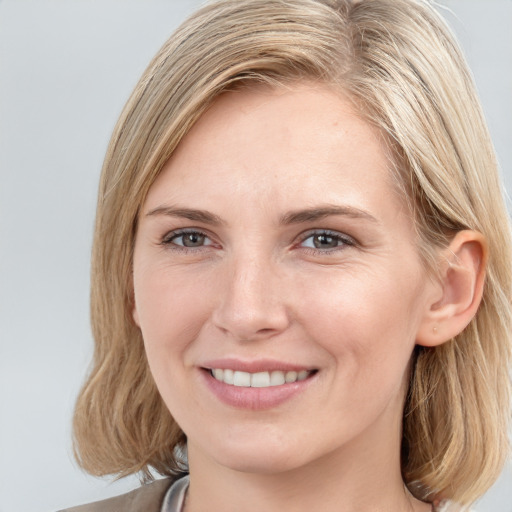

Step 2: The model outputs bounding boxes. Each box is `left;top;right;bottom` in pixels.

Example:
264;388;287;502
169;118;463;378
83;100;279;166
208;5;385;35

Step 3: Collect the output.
299;230;355;251
162;230;213;248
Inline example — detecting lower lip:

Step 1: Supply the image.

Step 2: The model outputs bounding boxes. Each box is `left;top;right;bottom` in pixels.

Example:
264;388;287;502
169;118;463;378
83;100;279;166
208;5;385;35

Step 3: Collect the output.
200;369;316;410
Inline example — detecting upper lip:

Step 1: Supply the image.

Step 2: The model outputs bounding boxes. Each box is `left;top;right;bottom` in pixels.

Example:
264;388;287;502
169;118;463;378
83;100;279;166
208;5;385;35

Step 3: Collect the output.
200;358;315;373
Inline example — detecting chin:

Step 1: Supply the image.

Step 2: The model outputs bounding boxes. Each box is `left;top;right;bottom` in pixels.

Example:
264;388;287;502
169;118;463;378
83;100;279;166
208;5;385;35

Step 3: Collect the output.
215;451;305;475
208;431;328;476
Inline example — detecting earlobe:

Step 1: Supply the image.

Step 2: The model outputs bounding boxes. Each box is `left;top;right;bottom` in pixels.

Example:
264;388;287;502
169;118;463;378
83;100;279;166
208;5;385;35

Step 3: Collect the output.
416;230;487;347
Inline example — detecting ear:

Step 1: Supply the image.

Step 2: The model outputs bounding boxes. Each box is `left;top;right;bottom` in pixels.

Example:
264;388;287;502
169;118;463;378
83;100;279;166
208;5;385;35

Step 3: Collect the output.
416;230;487;347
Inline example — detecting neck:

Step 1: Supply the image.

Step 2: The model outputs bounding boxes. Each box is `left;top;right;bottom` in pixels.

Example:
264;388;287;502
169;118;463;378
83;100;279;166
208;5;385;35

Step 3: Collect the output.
183;419;430;512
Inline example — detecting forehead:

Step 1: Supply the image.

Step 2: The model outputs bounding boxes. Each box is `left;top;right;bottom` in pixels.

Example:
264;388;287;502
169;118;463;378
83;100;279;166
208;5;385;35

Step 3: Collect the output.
147;83;400;208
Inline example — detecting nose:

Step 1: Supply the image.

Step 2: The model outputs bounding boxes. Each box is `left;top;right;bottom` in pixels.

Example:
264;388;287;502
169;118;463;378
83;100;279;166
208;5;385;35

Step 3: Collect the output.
211;253;291;342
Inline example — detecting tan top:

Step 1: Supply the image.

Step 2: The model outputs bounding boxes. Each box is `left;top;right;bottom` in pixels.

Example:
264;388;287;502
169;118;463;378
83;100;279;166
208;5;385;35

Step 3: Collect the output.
60;476;469;512
59;477;174;512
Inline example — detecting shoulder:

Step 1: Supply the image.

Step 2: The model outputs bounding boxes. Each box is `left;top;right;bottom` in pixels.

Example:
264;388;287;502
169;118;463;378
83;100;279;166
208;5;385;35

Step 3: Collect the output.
58;478;174;512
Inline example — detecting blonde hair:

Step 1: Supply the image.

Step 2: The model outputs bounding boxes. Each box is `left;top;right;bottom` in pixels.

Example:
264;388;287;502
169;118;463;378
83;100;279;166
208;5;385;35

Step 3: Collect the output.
73;0;512;505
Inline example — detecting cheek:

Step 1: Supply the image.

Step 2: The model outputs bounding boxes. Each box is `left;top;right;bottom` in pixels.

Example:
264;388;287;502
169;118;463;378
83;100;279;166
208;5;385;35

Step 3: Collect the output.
133;264;213;416
296;266;424;368
133;263;211;359
296;270;423;427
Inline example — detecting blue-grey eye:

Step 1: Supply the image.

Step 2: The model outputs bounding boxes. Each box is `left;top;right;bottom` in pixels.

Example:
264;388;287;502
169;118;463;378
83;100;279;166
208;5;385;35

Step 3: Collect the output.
170;231;211;247
302;233;341;249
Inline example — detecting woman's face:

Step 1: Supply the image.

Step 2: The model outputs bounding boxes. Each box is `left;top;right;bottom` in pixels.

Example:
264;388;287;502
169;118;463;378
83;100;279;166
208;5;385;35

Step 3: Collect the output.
132;84;437;475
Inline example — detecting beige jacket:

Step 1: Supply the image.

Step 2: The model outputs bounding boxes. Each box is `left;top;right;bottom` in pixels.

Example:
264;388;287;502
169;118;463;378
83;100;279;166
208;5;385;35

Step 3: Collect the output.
59;478;173;512
59;478;468;512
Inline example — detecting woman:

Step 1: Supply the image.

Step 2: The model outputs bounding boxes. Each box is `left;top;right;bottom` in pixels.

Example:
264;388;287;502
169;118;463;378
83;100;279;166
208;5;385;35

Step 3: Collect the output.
64;0;512;510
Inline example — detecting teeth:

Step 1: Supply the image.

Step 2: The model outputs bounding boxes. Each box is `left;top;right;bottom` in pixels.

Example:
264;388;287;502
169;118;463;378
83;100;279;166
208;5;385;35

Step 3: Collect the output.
270;370;285;386
233;371;251;387
224;368;234;384
297;370;309;381
285;371;297;383
251;371;270;388
210;369;312;387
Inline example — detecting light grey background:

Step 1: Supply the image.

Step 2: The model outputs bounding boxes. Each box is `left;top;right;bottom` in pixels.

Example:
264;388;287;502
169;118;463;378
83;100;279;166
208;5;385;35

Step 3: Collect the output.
0;1;510;511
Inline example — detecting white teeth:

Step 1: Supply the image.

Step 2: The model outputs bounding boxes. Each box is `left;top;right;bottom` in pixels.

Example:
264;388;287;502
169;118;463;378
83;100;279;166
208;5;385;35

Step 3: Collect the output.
210;369;312;387
251;371;270;388
297;370;309;381
285;371;297;383
233;370;251;387
270;370;285;386
223;368;234;385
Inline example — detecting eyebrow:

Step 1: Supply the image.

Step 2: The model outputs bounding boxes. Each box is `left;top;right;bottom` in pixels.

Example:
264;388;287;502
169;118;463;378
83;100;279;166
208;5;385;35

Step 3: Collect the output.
280;205;378;225
145;206;225;226
146;204;378;226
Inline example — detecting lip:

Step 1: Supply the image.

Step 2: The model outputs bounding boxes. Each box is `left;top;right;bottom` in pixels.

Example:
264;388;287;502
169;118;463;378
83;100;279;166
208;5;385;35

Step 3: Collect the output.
201;358;313;373
199;358;317;410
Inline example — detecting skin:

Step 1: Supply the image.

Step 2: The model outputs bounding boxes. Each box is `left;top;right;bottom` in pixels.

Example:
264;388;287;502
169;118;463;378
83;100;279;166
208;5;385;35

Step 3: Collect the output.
132;84;442;511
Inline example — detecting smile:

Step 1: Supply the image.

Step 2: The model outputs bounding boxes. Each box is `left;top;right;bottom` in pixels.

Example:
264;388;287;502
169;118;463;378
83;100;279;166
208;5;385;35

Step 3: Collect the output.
210;369;313;387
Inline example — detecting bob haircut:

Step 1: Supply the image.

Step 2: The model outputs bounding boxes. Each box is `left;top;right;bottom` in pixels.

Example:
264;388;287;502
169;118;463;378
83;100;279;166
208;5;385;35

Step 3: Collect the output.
73;0;512;506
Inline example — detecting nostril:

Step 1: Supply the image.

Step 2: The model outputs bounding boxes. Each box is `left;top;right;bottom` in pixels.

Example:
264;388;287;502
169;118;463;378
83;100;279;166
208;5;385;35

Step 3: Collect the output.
258;328;275;334
212;308;290;342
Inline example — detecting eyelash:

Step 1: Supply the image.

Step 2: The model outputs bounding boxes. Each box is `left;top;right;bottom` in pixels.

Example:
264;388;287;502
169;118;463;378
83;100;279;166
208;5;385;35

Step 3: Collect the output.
159;229;215;255
160;228;356;255
297;229;356;254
